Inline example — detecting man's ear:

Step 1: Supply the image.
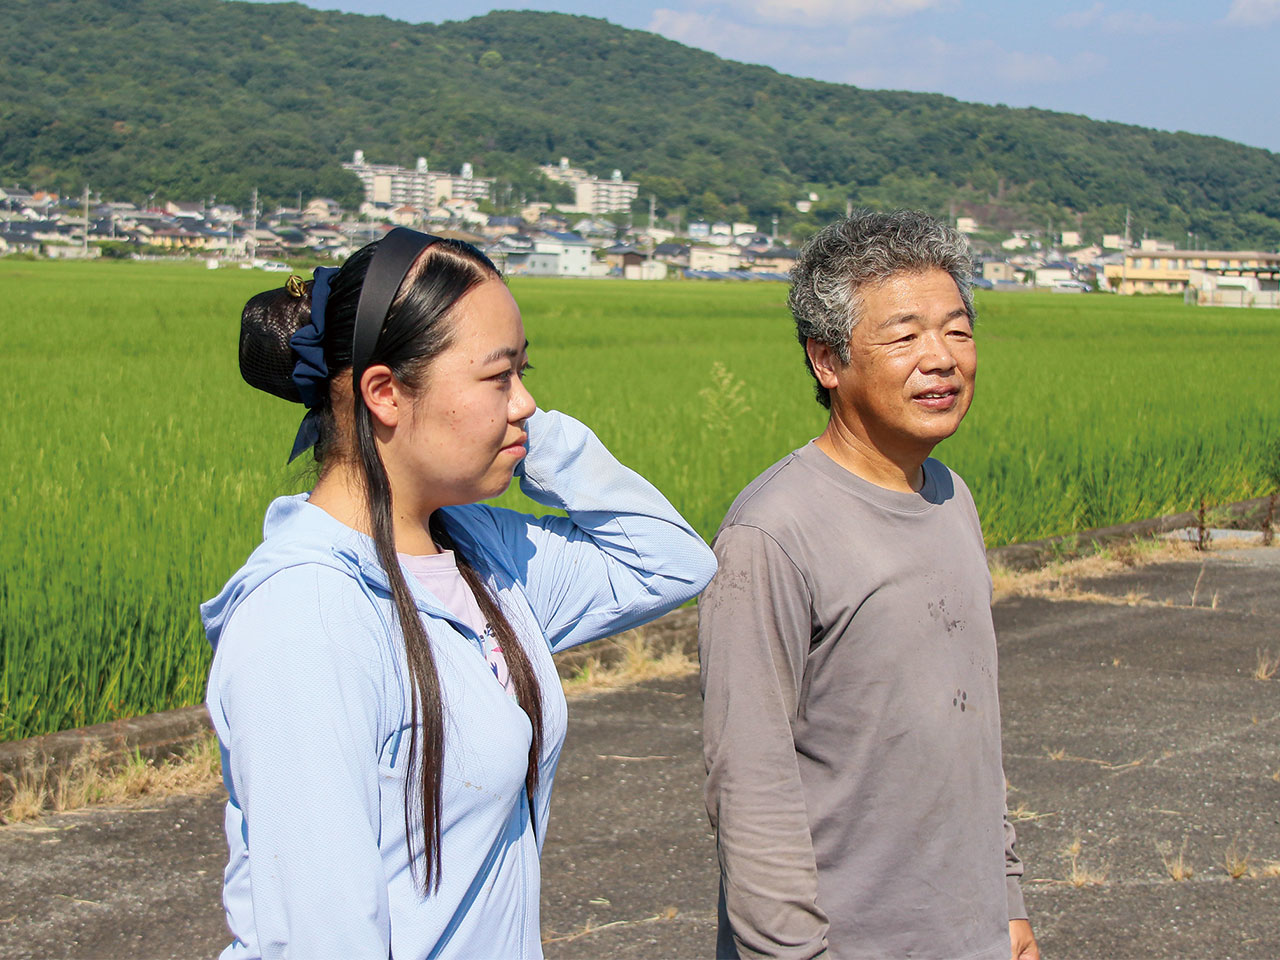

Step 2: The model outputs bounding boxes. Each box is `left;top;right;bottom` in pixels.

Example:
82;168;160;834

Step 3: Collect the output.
806;337;843;391
359;364;402;429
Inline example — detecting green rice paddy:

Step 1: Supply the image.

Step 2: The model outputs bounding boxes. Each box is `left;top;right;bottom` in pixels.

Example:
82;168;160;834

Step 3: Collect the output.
2;260;1277;740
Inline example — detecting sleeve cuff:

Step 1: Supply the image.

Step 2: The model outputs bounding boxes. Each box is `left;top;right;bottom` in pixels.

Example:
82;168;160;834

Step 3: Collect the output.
1006;874;1027;921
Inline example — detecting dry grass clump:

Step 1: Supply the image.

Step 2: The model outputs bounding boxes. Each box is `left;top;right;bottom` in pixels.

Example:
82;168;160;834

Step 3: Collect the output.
1157;838;1195;882
1223;838;1252;879
990;537;1194;605
1060;837;1108;887
561;630;697;697
1253;647;1280;681
1;734;221;826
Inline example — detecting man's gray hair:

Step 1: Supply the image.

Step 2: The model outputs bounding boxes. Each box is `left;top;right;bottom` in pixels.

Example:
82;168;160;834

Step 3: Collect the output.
789;210;975;408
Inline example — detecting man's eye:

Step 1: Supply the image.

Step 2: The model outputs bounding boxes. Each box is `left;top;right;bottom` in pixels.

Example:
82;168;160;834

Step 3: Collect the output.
519;363;534;380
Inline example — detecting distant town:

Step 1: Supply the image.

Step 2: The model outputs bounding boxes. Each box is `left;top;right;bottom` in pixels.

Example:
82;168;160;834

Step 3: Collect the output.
3;151;1278;308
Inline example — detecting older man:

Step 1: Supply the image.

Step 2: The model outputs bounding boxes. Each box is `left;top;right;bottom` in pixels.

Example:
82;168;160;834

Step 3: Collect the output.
700;211;1037;960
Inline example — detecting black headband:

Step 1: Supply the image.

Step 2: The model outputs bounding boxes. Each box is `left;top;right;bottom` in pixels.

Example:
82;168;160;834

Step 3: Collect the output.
352;227;442;389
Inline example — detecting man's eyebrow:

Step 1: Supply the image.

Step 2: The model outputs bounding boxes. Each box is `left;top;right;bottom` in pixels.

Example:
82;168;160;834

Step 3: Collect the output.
876;309;970;329
481;339;530;364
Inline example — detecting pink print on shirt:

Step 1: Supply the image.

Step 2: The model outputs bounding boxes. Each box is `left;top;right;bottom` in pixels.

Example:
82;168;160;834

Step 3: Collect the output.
481;626;516;699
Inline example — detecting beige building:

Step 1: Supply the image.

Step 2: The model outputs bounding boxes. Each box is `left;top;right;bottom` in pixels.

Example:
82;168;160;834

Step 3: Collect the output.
982;261;1017;283
1103;249;1280;295
1186;268;1280;308
540;157;639;214
689;246;742;271
342;151;494;208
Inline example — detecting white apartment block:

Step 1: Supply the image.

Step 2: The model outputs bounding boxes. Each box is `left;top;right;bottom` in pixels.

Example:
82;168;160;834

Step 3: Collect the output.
540;157;639;214
342;151;494;208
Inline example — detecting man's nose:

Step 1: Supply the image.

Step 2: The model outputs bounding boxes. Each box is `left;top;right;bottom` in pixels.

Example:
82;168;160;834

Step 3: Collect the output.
918;331;957;372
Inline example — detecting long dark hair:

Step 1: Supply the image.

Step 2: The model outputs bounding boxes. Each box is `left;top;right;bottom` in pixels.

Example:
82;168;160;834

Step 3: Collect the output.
242;239;544;893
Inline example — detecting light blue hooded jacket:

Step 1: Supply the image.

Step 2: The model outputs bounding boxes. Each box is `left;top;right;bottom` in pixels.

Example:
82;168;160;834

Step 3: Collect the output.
201;409;716;959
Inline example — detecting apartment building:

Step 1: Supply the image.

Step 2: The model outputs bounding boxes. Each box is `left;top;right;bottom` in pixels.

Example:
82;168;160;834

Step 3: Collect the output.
540;157;639;215
1103;249;1280;295
342;151;494;208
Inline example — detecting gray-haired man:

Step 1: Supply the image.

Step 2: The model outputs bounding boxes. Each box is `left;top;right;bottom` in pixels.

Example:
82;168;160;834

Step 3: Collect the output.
700;211;1037;960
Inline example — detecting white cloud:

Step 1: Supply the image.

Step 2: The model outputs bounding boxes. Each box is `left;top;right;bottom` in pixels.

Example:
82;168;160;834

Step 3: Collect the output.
1054;3;1184;34
743;0;945;25
647;7;880;72
992;49;1106;85
1054;3;1103;29
1224;0;1280;24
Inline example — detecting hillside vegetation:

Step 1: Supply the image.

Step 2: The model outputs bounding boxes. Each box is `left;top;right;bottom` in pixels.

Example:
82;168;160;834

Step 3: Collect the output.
3;0;1279;245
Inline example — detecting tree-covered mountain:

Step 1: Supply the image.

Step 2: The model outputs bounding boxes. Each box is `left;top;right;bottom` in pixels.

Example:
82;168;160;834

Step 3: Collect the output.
4;0;1279;247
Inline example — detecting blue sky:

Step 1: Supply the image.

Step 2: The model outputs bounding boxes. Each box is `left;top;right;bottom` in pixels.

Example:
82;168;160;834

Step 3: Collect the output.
263;0;1280;153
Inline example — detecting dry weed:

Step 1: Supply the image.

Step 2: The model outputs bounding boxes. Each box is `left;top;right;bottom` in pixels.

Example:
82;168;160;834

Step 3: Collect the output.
561;630;697;697
990;537;1193;606
1253;647;1280;681
542;906;679;945
1223;838;1251;879
993;537;1192;604
1158;839;1195;882
1;733;222;825
1060;837;1108;887
1008;802;1057;823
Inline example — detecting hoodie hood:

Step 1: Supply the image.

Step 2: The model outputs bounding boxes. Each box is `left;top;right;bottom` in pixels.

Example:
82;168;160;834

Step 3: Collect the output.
201;494;387;653
200;494;501;653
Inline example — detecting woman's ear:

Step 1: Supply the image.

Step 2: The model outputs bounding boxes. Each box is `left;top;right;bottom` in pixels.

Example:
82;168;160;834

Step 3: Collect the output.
360;364;402;429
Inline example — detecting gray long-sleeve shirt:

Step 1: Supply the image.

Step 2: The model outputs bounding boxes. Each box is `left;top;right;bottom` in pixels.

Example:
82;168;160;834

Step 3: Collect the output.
700;442;1025;960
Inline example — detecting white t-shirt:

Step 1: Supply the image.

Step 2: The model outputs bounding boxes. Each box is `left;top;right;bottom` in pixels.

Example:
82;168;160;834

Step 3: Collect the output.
400;550;514;696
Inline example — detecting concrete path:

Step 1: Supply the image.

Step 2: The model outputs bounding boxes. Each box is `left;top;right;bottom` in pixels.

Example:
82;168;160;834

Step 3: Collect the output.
2;545;1278;959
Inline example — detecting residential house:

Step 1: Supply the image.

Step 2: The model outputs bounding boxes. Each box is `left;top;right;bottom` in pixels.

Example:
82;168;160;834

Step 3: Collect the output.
1185;266;1280;308
304;198;343;222
604;244;646;270
689;246;742;272
503;232;594;277
1034;261;1075;287
746;246;798;273
166;201;204;220
653;243;690;267
981;260;1017;284
624;261;668;280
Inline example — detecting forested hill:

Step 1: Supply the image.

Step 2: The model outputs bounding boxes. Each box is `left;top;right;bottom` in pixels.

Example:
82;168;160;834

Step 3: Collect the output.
4;0;1279;247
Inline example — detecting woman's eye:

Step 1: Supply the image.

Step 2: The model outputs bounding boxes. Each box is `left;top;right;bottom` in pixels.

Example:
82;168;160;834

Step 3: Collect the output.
518;363;534;380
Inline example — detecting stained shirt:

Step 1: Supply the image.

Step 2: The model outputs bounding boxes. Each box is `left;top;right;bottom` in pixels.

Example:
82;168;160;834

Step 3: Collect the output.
700;442;1024;960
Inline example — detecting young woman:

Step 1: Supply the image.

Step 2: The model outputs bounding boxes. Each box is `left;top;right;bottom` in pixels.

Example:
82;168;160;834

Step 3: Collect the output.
201;228;715;959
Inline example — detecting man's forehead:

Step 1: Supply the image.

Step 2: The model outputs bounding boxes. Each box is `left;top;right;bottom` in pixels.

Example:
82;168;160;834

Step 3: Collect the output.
855;268;969;327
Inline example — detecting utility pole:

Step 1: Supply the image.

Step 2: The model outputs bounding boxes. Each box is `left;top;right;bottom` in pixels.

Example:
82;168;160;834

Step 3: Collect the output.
82;184;90;258
249;187;259;264
1120;208;1131;293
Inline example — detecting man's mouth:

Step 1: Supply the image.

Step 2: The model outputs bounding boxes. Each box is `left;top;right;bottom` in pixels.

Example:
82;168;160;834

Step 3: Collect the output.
912;386;961;409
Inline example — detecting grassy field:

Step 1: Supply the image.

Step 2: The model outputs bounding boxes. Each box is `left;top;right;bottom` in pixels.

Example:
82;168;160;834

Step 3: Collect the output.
2;259;1278;740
